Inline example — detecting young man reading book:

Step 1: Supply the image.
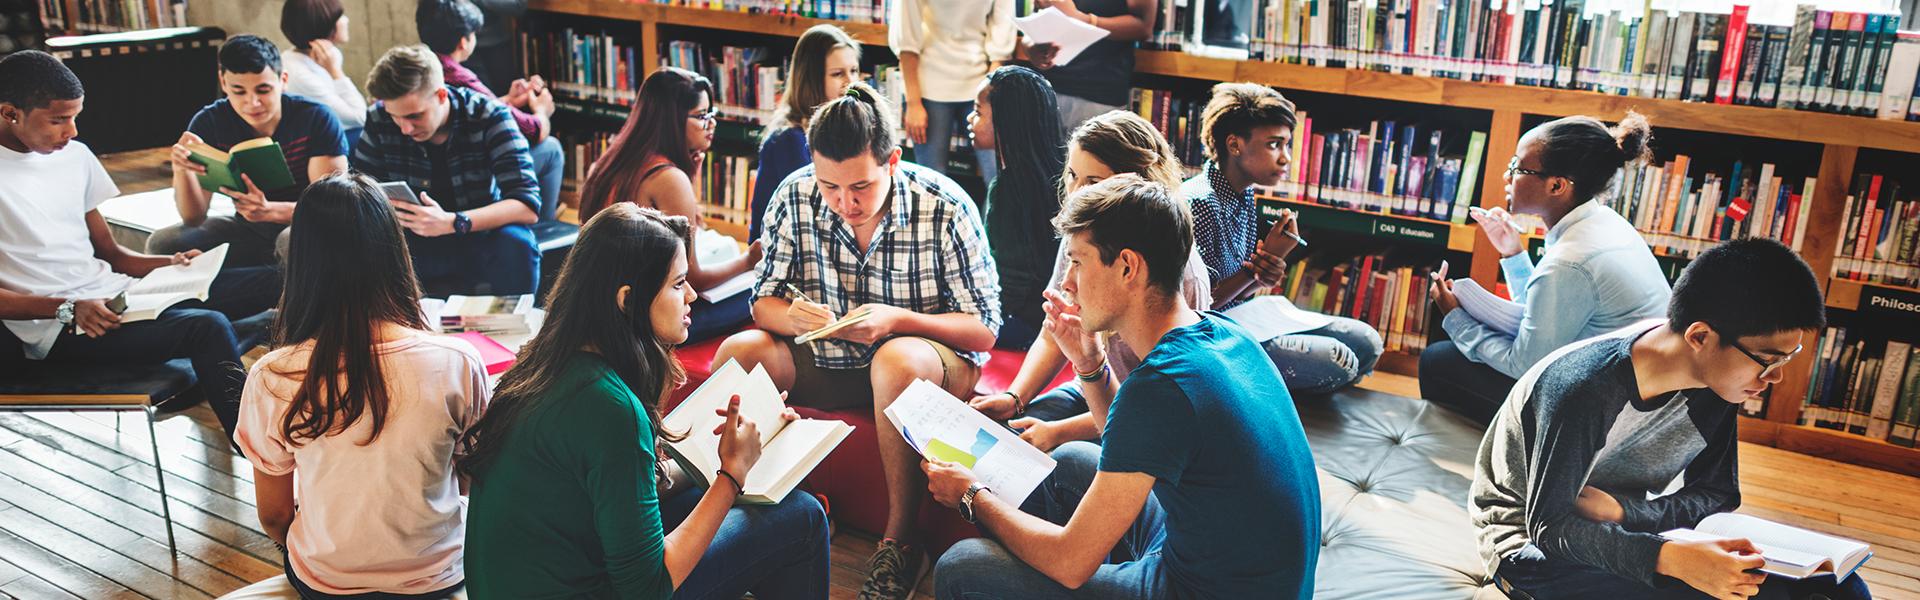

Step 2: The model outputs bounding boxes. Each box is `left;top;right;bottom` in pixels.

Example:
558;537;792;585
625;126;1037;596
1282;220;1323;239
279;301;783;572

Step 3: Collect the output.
351;45;541;296
0;50;279;440
927;174;1319;599
707;83;1000;600
155;35;350;268
1472;237;1871;600
416;0;565;222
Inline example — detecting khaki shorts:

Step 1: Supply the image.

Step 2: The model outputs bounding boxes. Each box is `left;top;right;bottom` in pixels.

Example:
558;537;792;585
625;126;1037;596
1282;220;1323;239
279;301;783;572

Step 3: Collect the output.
786;336;972;411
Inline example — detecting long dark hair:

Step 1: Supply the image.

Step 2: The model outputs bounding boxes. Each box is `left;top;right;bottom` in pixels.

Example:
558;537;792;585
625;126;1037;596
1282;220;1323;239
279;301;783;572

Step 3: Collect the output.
271;173;427;446
458;204;692;481
579;67;713;220
768;24;861;137
983;66;1066;251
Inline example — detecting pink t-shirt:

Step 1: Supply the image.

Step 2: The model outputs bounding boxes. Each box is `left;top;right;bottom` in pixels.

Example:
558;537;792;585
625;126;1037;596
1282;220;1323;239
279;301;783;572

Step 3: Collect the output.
235;332;490;595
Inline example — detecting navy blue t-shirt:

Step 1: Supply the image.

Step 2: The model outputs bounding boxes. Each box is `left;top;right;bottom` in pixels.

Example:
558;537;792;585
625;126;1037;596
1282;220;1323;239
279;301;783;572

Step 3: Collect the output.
1100;314;1321;599
187;94;347;205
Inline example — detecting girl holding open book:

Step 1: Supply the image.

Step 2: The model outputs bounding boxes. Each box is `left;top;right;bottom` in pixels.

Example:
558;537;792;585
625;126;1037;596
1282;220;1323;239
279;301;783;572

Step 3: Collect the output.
461;204;830;599
234;173;486;598
578;67;765;344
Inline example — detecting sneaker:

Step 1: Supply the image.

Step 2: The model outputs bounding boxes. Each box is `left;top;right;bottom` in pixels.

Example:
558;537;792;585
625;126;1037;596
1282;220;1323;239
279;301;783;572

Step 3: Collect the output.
858;538;926;600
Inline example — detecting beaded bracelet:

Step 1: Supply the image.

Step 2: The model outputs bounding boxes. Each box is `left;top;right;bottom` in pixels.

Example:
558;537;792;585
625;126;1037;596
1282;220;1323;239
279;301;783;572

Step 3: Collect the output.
1075;360;1109;383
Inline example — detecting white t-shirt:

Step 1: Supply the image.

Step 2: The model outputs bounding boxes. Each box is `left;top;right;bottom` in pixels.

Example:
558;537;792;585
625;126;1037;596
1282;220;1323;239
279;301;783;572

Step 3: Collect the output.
0;140;131;359
234;332;490;596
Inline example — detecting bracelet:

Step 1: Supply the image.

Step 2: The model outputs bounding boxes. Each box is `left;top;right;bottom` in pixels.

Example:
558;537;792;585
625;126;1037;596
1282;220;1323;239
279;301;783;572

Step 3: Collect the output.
1005;390;1025;418
1074;360;1109;383
715;469;744;496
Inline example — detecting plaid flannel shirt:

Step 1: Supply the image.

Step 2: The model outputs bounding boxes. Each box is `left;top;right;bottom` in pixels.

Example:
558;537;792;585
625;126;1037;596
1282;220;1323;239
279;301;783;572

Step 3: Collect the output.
350;86;539;215
753;161;1002;369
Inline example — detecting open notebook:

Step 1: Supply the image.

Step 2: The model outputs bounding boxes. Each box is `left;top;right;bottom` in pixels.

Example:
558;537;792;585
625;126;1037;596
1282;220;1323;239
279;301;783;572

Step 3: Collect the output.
1662;513;1873;581
1450;278;1524;336
883;379;1057;506
112;244;229;323
660;359;853;505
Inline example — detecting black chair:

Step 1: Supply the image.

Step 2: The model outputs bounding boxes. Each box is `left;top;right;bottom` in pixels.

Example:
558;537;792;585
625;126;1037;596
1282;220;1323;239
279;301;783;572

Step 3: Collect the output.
532;220;579;306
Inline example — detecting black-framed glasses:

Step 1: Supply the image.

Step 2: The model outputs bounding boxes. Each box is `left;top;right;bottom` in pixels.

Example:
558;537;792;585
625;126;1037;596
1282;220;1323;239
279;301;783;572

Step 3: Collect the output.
688;109;718;126
1506;156;1551;178
1728;336;1803;378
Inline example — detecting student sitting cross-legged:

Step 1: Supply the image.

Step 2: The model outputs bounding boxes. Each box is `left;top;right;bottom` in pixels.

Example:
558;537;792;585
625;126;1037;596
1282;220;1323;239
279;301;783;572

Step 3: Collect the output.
462;204;830;600
416;0;565;222
707;83;1001;600
929;175;1320;600
966;110;1212;452
1472;237;1869;600
1184;83;1381;395
154;34;350;268
234;173;486;599
0;50;279;440
577;67;763;344
352;45;541;296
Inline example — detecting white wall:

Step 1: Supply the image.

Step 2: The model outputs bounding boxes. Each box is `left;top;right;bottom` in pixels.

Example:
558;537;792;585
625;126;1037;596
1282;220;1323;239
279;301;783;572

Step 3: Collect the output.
185;0;421;95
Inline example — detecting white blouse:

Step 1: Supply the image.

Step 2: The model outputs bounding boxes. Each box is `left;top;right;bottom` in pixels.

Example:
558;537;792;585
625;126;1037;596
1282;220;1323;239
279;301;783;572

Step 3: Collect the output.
887;0;1017;103
282;50;368;129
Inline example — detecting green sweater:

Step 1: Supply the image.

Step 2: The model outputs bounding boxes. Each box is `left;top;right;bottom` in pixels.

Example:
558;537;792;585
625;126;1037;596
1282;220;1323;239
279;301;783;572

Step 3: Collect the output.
466;352;673;599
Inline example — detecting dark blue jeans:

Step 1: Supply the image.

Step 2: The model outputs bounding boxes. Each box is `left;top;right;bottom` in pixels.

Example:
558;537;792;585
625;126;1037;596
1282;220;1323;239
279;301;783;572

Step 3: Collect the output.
1497;545;1872;600
995;313;1040;351
530;136;566;222
658;487;832;600
1418;340;1518;425
686;293;752;345
934;442;1172;599
33;266;280;439
408;223;539;297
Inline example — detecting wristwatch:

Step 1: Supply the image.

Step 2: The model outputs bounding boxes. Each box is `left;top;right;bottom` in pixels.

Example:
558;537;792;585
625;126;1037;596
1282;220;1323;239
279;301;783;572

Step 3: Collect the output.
452;212;473;235
959;482;992;524
54;298;76;326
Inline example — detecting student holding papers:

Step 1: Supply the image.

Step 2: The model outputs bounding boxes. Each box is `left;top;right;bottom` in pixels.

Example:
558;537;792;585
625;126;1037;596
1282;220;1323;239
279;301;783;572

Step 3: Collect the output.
0;51;279;440
709;85;1000;600
462;204;829;599
1018;0;1159;131
1423;112;1670;424
1471;238;1870;600
929;175;1319;600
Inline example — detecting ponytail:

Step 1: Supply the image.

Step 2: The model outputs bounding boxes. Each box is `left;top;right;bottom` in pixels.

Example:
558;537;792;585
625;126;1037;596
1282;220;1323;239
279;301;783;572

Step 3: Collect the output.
807;82;896;162
1534;111;1655;203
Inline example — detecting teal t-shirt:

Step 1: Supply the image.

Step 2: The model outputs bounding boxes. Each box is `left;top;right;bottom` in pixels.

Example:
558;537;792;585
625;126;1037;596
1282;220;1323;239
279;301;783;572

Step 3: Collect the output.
465;352;673;599
1099;314;1321;599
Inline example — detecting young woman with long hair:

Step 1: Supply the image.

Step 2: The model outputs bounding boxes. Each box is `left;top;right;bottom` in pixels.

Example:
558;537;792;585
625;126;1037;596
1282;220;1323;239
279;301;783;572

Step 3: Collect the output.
461;204;830;599
235;173;485;599
750;24;863;241
966;65;1065;349
577;66;763;343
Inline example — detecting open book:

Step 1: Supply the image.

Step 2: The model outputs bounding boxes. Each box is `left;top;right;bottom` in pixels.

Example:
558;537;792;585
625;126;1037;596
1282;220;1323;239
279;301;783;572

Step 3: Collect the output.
184;137;295;192
110;244;229;323
883;379;1057;506
1662;513;1873;581
1450;278;1524;336
1220;296;1335;342
660;359;853;505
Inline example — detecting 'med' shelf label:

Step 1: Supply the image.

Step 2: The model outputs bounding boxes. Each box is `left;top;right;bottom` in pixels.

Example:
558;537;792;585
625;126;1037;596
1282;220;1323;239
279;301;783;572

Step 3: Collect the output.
1861;285;1920;317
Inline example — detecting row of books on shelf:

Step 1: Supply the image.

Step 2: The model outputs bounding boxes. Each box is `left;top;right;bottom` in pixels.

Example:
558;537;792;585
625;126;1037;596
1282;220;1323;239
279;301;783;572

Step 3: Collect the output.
1607;158;1818;258
561;130;615;187
1832;172;1919;286
626;0;884;23
1129;89;1208;168
665;41;782;123
1283;116;1489;223
1272;252;1436;354
1215;0;1920;119
523;26;643;108
37;0;183;34
1800;328;1920;447
699;152;756;229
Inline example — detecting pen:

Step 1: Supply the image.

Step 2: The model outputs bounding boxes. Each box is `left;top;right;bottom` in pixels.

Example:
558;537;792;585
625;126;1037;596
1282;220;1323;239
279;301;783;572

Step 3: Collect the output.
784;283;814;305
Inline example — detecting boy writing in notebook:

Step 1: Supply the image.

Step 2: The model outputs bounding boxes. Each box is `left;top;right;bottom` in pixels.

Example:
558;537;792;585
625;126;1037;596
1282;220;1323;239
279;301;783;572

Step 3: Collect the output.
1472;238;1869;600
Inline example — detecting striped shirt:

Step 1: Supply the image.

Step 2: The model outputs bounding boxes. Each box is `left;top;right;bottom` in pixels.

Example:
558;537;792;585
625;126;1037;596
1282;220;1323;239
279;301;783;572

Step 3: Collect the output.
1183;160;1262;308
351;86;539;214
753;161;1001;369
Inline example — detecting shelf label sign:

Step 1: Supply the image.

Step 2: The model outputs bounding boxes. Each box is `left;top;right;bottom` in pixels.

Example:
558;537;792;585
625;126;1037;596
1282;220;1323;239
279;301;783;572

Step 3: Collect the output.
1373;221;1443;242
1861;285;1920;317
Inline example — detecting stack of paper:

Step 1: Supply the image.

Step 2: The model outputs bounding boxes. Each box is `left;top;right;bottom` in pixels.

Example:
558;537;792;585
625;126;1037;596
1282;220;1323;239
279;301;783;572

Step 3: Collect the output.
1012;7;1111;67
440;294;537;335
1220;296;1335;342
884;379;1057;505
1450;279;1524;336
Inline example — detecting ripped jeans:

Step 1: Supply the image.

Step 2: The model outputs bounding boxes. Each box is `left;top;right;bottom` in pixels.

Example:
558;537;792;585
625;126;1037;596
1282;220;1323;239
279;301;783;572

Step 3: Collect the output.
1262;316;1382;395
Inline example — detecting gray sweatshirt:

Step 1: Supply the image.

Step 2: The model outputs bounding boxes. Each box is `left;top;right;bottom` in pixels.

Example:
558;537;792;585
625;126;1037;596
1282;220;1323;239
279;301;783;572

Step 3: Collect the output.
1471;321;1742;586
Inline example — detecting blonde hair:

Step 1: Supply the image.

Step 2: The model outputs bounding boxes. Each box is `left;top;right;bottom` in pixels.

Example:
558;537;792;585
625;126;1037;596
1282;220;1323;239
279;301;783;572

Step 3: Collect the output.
366;45;444;100
1063;110;1187;196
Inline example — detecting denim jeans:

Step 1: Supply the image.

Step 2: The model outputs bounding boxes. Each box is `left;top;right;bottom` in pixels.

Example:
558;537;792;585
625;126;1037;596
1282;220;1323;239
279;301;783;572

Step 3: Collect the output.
934;442;1172;600
995;313;1041;351
1262;316;1383;395
1418;340;1519;425
658;487;832;600
917;99;997;182
686;292;751;345
30;265;281;439
530;136;566;222
408;223;540;296
1497;545;1873;600
147;214;291;269
1022;383;1089;424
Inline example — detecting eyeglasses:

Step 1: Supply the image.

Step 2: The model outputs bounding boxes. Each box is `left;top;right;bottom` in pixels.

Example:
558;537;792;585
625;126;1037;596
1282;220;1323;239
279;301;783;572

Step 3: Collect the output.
1727;336;1803;379
1506;157;1551;179
688;109;718;126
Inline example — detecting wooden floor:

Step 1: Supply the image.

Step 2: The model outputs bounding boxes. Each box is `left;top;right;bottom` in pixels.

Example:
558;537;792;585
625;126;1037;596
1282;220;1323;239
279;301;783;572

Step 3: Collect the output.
5;149;1913;599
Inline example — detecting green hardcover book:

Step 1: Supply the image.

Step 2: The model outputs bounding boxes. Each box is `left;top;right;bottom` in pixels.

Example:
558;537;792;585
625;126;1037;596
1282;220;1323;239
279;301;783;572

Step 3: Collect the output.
1888;347;1920;446
184;137;295;193
1450;131;1487;224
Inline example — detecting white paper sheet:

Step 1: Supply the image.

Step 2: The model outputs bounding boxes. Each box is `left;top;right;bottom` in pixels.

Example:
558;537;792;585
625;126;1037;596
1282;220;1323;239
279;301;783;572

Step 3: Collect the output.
1013;7;1112;67
1220;296;1336;341
884;379;1056;506
1451;278;1524;336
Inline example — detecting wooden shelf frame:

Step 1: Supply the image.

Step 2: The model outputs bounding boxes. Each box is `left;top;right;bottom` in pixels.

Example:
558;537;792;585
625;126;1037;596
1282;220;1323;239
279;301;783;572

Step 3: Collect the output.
526;0;1920;475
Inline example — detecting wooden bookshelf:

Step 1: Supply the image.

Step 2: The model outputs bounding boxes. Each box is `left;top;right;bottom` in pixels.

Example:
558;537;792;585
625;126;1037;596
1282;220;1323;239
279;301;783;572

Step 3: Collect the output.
524;0;1920;476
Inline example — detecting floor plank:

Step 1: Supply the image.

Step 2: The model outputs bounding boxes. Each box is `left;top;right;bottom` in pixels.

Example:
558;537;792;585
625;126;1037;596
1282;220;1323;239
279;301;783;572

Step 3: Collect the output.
0;523;145;600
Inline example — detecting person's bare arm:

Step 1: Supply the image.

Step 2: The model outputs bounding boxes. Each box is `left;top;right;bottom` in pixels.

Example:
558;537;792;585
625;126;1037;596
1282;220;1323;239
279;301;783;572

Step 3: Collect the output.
169;131;214;226
253;469;297;545
644;168;762;289
87;210;173;277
